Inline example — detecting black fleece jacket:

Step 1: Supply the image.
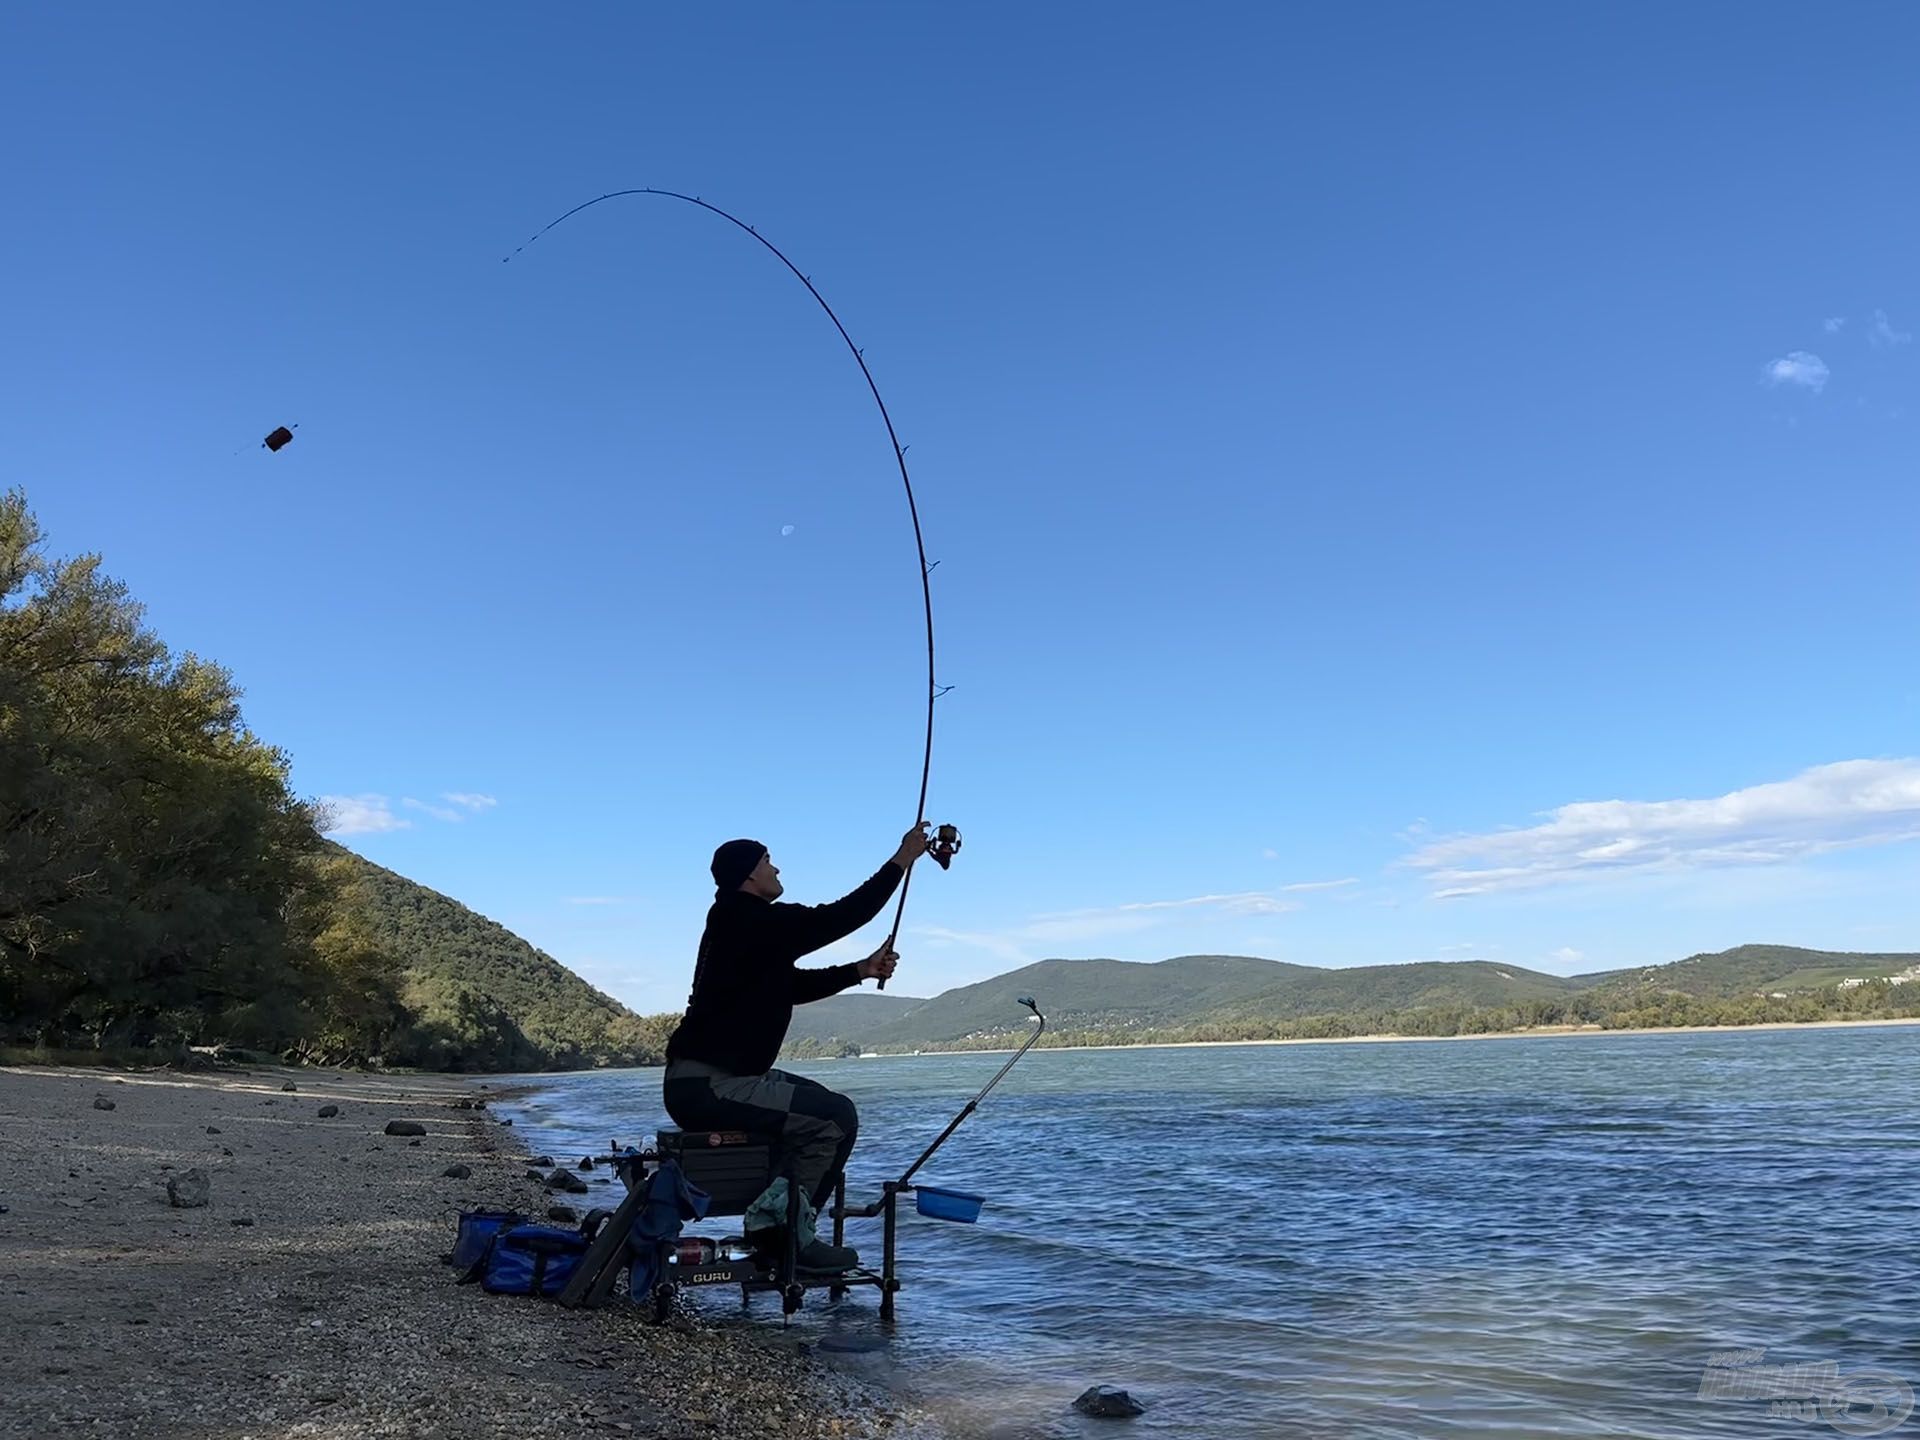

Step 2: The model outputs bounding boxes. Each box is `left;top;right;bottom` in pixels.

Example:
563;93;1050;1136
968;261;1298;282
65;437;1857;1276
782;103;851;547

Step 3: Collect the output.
664;861;903;1075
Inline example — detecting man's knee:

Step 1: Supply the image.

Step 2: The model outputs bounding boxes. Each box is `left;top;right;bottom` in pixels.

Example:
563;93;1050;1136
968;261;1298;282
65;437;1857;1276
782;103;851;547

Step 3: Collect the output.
782;1083;857;1151
826;1089;857;1141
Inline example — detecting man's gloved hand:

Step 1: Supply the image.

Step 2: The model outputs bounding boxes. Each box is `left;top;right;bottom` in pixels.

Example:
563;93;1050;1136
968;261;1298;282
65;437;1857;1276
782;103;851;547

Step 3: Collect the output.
857;945;899;983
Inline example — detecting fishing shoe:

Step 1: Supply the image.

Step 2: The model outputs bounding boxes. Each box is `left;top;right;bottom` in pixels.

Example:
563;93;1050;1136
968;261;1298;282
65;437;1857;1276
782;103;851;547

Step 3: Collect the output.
796;1237;860;1273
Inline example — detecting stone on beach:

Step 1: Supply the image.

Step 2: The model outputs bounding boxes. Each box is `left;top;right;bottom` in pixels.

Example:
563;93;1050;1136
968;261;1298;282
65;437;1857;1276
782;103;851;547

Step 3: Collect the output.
384;1120;427;1137
166;1169;211;1209
1074;1385;1146;1418
92;1097;116;1111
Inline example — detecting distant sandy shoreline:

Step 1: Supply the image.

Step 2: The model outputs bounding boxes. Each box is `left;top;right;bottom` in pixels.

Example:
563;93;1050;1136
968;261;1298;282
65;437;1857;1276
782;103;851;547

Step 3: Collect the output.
831;1014;1920;1061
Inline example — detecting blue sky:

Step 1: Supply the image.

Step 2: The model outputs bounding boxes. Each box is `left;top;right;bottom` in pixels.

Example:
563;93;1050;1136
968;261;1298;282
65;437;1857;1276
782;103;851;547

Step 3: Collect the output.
6;4;1917;1012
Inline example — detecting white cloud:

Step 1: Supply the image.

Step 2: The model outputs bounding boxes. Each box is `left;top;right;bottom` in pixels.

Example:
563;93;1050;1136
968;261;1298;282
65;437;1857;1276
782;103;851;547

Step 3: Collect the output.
1824;316;1846;333
319;794;410;837
1406;759;1920;898
1869;309;1912;348
1118;892;1298;915
1763;352;1829;392
321;790;493;834
1551;946;1585;966
912;890;1300;960
1279;877;1359;893
1261;847;1280;860
913;924;1038;967
1023;893;1299;944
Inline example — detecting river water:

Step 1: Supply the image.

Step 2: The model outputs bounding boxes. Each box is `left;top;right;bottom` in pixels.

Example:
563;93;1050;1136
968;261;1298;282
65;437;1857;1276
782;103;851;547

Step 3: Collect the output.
501;1024;1920;1438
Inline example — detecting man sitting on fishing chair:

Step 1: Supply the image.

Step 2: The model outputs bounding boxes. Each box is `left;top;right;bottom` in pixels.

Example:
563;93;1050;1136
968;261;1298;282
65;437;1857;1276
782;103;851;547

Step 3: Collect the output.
662;822;931;1273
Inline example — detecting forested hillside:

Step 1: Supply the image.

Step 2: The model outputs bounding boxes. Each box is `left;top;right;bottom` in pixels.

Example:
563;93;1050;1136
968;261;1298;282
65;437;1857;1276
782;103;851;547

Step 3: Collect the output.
0;489;670;1071
343;849;674;1070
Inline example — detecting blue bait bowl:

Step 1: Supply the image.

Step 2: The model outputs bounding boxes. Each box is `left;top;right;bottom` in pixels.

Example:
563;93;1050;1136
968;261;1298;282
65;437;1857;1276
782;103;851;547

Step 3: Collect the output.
914;1185;986;1223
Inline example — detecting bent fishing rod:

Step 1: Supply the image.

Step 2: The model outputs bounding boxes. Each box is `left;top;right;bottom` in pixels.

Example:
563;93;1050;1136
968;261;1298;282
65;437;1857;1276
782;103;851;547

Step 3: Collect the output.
507;189;959;985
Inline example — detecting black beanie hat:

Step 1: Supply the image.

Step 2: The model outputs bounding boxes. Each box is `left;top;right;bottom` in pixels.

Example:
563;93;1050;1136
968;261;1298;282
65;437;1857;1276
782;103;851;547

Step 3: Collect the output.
711;839;768;893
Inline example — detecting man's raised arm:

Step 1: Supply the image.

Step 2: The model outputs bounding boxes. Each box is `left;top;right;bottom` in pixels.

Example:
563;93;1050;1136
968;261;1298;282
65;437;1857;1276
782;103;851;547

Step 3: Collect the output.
767;824;930;961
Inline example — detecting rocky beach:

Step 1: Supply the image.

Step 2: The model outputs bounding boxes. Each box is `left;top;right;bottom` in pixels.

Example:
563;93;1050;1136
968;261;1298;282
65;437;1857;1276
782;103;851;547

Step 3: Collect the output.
0;1064;932;1440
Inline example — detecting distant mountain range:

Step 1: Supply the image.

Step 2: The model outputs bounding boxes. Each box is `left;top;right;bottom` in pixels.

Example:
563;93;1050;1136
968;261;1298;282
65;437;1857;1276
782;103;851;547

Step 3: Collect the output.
1573;944;1920;998
324;845;1920;1066
783;945;1920;1054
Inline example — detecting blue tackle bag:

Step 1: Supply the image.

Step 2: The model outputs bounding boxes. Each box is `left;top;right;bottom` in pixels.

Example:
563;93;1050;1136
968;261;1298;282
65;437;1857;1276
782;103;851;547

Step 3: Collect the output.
451;1209;525;1272
479;1223;592;1297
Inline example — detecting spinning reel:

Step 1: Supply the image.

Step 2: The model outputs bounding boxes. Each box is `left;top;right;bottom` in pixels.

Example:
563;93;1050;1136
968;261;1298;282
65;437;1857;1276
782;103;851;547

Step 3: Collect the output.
927;822;963;870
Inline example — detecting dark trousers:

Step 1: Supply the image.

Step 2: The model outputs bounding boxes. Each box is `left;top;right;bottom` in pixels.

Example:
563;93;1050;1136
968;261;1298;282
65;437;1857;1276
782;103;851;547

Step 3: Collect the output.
662;1059;858;1211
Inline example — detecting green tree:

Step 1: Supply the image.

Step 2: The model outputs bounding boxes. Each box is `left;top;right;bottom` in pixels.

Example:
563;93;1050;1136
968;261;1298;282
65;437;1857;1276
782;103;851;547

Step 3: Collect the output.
0;488;396;1053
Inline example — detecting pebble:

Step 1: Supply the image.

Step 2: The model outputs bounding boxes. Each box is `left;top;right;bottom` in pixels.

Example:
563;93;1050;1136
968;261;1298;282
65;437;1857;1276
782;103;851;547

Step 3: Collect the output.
318;1105;339;1119
384;1121;427;1137
92;1098;116;1111
443;1164;472;1180
166;1169;211;1209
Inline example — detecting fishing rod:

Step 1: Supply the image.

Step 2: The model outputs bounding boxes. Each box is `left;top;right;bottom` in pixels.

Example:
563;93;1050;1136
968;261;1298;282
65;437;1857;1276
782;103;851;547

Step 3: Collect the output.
897;995;1046;1187
506;190;958;984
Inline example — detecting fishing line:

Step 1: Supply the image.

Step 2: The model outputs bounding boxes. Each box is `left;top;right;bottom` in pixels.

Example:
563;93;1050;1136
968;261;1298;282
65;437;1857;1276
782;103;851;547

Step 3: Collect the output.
506;189;946;986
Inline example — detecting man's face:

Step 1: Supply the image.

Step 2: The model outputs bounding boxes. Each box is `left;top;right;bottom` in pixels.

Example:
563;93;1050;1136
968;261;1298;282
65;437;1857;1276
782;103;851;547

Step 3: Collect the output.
743;853;783;900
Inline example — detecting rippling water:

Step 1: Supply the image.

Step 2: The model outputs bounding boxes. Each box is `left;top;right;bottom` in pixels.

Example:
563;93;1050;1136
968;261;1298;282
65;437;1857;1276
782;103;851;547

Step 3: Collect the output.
501;1025;1920;1438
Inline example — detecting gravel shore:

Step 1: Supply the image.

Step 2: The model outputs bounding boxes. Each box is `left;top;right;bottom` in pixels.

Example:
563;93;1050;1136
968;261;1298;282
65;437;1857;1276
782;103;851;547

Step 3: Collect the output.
0;1064;939;1440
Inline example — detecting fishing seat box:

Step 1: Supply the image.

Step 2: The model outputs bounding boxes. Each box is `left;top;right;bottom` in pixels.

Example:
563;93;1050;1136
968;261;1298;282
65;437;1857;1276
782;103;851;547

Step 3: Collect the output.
656;1127;780;1215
